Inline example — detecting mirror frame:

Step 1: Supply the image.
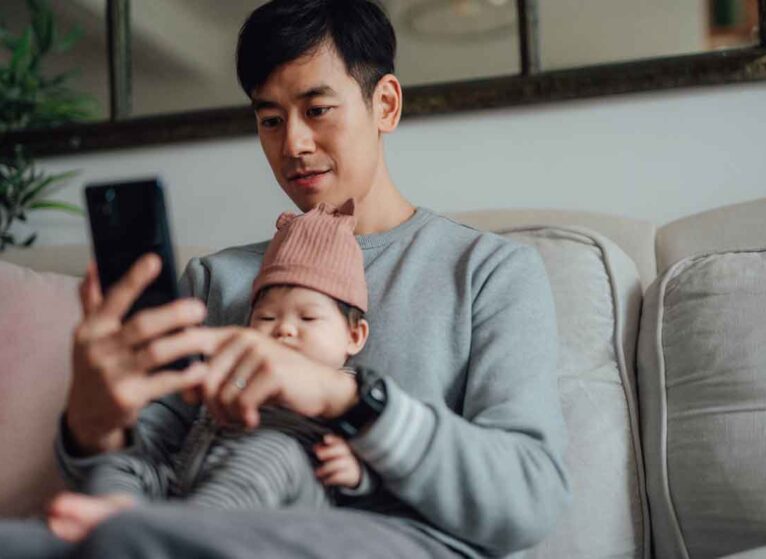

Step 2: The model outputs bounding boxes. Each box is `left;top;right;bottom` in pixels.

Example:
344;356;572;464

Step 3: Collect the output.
3;0;766;158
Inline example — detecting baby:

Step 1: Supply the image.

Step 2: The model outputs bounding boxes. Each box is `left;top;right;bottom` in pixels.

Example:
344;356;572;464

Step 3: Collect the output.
80;200;377;510
172;199;376;508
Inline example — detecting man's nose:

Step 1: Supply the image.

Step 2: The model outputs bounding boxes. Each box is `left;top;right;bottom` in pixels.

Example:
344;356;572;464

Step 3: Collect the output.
282;117;315;158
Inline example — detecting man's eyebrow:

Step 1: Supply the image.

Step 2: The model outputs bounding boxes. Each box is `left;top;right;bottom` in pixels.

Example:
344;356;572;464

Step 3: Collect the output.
252;85;338;112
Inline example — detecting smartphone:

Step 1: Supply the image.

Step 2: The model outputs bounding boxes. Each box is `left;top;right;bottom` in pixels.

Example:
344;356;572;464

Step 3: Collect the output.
85;178;192;370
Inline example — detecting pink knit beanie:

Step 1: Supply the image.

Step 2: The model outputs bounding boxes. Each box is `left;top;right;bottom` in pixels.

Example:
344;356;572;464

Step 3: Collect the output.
251;199;368;312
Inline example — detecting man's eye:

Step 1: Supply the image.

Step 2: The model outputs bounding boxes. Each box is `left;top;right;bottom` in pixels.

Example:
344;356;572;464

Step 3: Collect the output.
307;107;331;118
259;117;281;129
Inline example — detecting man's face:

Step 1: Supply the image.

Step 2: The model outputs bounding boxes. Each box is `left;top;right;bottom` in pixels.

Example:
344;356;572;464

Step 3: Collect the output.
251;43;382;212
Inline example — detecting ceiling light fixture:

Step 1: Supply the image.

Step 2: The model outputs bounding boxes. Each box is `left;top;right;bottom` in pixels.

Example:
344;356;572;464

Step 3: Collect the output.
401;0;517;44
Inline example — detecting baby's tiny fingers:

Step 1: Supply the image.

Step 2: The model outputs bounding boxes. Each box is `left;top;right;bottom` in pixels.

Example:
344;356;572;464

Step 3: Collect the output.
315;459;347;480
314;442;351;461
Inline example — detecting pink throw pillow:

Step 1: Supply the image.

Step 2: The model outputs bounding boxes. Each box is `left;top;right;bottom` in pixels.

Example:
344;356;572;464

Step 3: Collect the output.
0;261;81;517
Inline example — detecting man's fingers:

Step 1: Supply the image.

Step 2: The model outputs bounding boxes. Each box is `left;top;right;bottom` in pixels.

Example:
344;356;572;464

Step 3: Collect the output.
217;346;262;408
79;261;103;317
140;362;209;402
202;332;258;421
98;254;161;321
181;386;202;406
121;300;207;349
132;326;218;371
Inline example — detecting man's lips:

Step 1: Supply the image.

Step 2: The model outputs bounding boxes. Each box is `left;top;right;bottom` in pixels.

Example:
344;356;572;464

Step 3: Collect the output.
287;170;331;188
287;169;330;181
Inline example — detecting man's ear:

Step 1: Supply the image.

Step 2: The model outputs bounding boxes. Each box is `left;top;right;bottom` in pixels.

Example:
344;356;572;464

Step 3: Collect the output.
374;74;402;134
346;318;370;356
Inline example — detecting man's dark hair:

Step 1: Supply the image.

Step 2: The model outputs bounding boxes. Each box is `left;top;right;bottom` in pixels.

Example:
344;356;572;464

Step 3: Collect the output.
236;0;396;104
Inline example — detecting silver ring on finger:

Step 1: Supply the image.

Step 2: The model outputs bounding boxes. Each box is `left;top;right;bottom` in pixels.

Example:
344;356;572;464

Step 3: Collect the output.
233;376;248;390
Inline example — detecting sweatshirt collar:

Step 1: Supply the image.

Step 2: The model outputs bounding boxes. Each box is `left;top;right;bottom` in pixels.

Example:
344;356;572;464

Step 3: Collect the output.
355;207;433;250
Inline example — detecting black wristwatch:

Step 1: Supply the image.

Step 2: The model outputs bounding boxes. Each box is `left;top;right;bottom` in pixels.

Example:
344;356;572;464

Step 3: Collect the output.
331;366;387;439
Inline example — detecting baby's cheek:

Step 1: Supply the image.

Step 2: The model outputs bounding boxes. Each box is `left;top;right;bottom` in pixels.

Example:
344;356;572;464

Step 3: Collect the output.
249;320;270;336
304;335;346;369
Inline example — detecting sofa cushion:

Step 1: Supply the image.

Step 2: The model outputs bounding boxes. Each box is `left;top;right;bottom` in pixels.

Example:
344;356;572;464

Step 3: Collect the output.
498;226;648;559
0;261;80;517
452;209;657;291
638;249;766;558
656;197;766;276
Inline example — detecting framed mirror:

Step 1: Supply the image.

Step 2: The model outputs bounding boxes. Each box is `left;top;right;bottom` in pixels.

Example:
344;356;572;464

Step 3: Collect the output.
2;0;765;156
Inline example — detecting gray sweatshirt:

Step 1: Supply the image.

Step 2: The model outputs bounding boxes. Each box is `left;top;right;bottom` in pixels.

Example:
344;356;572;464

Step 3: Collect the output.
56;207;568;558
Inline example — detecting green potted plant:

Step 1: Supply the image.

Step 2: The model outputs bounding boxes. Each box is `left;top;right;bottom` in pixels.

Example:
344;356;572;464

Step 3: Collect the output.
0;0;97;250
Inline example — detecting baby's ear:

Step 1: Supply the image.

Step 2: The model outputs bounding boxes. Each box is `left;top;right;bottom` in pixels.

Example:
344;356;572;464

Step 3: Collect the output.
347;318;370;356
276;212;297;230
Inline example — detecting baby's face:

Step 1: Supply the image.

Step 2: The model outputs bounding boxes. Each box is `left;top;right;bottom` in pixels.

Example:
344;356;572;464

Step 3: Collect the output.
249;286;362;369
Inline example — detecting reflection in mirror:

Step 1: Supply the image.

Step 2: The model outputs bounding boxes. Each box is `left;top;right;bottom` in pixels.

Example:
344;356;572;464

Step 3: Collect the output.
540;0;760;71
129;0;521;117
1;0;108;126
384;0;520;86
708;0;760;49
130;0;246;117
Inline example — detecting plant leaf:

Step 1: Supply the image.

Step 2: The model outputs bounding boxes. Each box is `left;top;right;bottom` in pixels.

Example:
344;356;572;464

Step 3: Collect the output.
19;169;78;205
28;200;84;215
21;231;37;247
29;0;54;55
54;26;83;53
10;28;34;82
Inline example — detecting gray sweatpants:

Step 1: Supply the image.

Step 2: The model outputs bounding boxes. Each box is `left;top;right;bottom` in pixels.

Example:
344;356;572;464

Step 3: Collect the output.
0;505;460;558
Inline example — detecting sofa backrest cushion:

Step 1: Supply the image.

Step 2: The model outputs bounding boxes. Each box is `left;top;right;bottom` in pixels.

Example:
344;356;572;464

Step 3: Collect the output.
0;261;81;517
656;197;766;276
0;244;214;277
451;209;657;291
496;226;649;559
638;249;766;558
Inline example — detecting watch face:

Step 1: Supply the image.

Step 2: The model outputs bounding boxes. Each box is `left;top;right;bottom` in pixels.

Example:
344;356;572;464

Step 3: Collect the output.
370;380;387;404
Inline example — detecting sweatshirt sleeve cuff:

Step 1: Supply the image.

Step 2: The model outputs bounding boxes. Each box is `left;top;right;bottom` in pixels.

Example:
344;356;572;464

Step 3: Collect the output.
337;465;377;497
55;414;140;478
348;378;436;481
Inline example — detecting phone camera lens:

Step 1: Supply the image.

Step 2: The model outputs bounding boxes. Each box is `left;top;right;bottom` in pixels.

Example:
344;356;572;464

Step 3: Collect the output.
105;188;116;203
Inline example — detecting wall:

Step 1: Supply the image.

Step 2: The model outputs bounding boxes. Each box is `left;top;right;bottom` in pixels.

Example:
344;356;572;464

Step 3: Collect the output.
29;81;766;251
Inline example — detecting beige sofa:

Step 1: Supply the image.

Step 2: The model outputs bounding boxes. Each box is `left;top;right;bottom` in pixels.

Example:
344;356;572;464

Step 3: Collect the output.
1;198;764;559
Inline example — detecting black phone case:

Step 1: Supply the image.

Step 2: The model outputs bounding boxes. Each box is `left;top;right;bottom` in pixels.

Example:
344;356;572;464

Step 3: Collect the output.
85;178;191;370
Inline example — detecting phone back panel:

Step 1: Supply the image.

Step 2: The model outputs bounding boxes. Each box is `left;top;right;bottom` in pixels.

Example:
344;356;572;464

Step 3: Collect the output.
85;179;180;319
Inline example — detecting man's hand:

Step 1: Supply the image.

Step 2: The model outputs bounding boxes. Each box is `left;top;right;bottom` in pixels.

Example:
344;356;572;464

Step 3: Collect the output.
46;492;136;543
197;327;359;428
314;434;362;489
66;255;215;455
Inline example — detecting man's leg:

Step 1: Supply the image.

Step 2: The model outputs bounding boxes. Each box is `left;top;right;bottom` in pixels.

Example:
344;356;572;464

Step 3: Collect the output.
73;504;460;559
0;518;73;559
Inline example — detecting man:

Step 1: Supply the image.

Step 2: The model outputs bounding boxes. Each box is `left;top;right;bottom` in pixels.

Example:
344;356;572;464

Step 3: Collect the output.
0;1;568;557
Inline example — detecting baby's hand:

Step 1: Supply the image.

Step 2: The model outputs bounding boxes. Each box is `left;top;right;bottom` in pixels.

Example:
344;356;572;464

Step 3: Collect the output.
313;433;362;489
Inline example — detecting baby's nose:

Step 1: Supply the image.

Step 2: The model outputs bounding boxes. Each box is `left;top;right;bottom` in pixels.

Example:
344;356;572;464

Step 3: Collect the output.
274;320;297;338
